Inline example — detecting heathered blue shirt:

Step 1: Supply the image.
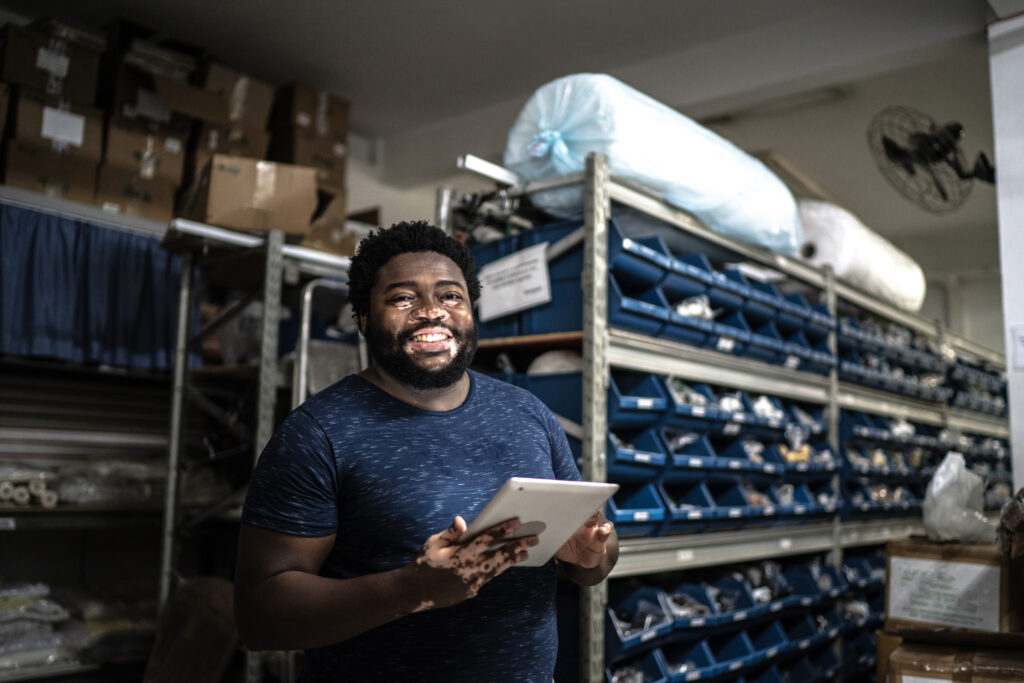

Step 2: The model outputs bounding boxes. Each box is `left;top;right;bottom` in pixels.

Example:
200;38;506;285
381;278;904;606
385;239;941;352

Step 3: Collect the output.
242;370;581;682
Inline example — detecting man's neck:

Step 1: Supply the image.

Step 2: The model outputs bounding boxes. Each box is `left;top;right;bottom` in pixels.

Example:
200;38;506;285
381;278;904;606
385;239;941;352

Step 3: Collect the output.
358;365;471;412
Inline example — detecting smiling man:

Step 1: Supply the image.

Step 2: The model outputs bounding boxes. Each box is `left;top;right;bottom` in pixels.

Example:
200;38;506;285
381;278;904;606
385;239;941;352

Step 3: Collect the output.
234;221;617;682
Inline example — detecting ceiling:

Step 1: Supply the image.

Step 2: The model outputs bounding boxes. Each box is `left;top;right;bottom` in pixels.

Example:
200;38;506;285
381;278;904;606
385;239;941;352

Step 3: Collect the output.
0;0;1010;271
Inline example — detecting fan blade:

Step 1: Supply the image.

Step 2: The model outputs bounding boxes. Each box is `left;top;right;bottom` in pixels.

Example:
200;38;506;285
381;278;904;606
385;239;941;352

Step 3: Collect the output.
882;135;916;175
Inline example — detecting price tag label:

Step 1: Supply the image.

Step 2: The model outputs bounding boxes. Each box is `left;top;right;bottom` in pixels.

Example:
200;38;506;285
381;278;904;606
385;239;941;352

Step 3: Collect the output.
689;458;704;468
691;406;706;417
633;511;650;522
728;508;742;518
634;453;651;463
717;337;736;353
779;538;793;549
784;354;801;369
724;422;741;436
636;398;655;409
676;549;694;562
687;511;702;519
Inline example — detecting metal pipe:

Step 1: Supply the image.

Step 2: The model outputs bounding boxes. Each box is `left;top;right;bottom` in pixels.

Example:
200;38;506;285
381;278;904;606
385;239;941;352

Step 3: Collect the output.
293;279;349;408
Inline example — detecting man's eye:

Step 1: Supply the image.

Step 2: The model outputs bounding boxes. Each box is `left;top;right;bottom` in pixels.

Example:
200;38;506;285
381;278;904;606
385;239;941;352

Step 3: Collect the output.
390;295;414;305
441;293;463;303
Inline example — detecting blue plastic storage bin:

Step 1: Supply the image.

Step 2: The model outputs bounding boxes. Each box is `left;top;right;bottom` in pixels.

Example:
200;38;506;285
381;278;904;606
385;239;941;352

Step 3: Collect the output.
748;621;789;665
606;587;675;661
659;480;715;534
709;630;756;678
660;253;713;303
605;649;669;683
712;311;752;357
608;428;670;483
469;233;521;338
662;306;716;348
608;483;667;537
660;431;717;484
608;370;671;427
660;640;717;682
663;584;718;629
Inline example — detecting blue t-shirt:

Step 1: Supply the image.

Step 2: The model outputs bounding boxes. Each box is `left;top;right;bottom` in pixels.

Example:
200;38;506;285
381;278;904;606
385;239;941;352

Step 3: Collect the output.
242;370;581;682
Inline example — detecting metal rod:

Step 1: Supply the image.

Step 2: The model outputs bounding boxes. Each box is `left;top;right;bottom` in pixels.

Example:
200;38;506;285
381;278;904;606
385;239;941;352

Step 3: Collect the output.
434;186;455;235
580;151;611;683
293;279;349;408
457;154;521;186
159;253;193;611
255;231;284;462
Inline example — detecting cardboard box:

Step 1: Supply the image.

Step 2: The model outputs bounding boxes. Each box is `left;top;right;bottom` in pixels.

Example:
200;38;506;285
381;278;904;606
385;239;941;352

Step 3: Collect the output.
190;122;269;180
4;141;96;203
886;538;1024;634
272;83;348;139
94;164;177;222
203;62;275;130
182;154;317;235
269;128;346;192
11;87;103;161
300;191;372;256
112;63;229;132
876;630;903;683
105;123;186;184
889;643;1024;682
0;24;101;105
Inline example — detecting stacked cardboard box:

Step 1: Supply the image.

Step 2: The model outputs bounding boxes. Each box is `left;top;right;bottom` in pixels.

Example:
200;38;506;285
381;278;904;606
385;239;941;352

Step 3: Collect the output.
269;83;348;199
878;538;1024;682
0;22;105;201
97;36;228;222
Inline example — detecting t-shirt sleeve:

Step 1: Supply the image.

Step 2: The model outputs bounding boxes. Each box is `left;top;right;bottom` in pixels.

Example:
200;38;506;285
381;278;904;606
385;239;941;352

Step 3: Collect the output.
241;407;340;536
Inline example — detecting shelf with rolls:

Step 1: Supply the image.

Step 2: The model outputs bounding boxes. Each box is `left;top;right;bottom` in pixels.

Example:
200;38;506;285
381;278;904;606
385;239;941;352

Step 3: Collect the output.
456;152;1010;683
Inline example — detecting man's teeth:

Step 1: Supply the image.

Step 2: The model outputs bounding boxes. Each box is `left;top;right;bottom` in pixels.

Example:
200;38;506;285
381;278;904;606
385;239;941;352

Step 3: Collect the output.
411;333;448;342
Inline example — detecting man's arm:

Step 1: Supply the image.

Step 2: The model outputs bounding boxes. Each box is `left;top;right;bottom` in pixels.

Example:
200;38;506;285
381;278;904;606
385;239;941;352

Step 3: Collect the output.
555;511;619;586
234;516;536;651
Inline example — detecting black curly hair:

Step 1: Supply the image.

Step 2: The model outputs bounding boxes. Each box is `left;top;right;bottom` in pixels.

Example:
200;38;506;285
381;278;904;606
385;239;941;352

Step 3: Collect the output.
347;220;481;323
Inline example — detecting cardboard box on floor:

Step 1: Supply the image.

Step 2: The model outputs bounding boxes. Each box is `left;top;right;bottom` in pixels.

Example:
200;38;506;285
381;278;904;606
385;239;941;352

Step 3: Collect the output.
11;87;104;161
182;154;317;235
94;164;177;222
105;123;187;185
272;83;348;139
889;643;1024;682
269;129;346;193
202;62;275;131
4;141;96;203
0;24;101;105
886;538;1024;634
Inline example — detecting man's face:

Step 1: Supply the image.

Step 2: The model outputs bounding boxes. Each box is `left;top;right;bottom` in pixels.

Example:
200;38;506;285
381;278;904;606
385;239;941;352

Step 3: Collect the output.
361;251;478;390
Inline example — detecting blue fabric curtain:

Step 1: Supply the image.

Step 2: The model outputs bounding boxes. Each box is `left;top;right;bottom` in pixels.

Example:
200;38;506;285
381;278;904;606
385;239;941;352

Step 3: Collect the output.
0;204;191;372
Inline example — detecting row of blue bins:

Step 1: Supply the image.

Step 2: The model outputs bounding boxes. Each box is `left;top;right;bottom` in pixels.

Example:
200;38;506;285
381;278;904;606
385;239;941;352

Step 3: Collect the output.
839;351;954;403
837;317;948;374
470;219;836;374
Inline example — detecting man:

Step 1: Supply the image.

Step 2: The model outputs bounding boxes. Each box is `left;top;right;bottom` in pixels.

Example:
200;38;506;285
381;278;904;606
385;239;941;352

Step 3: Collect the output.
234;220;618;681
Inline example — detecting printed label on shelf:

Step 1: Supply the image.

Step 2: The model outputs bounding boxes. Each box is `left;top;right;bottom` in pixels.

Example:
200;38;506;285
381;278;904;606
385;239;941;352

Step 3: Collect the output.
889;555;1000;631
687;511;702;519
691;406;706;417
784;354;801;369
717;337;735;352
641;630;658;642
676;549;695;562
477;242;551;322
636;398;655;409
779;538;793;549
728;460;741;469
723;422;741;435
36;47;69;77
771;603;783;612
733;612;747;621
691;618;705;627
633;453;651;463
728;509;742;517
686;673;700;682
632;511;650;522
41;107;85;146
688;458;704;468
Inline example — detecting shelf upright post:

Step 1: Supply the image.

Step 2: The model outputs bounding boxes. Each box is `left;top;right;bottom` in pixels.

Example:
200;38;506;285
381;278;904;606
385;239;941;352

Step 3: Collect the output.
822;265;843;568
159;252;194;612
255;230;285;460
580;152;611;683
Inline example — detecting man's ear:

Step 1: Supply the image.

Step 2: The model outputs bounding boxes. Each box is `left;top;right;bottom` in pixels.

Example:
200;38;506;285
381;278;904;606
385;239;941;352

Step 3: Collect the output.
358;313;367;336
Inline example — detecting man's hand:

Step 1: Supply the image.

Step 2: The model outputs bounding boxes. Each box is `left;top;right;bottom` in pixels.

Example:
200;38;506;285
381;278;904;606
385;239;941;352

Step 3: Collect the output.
556;511;615;569
405;516;538;612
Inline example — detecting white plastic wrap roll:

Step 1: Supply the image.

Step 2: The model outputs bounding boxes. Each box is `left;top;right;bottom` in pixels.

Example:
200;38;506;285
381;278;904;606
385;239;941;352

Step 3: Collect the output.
797;199;926;312
504;73;802;255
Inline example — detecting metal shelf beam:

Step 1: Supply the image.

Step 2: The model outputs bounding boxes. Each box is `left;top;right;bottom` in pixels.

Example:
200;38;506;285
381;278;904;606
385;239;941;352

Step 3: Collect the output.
608;329;831;404
837;383;947;426
948;409;1011;439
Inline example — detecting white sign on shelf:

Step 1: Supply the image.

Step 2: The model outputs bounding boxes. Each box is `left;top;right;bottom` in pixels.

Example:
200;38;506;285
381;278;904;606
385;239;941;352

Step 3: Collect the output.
41;107;85;147
888;555;1000;631
477;242;551;322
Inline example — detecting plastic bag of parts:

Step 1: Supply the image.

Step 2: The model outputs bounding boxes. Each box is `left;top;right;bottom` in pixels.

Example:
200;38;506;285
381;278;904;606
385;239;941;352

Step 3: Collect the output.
922;452;994;543
797;199;926;312
503;73;802;255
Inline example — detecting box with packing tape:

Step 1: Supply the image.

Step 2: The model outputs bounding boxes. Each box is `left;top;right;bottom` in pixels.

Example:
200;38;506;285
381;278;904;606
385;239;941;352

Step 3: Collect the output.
181;154;317;235
0;23;101;104
888;643;1024;682
202;62;275;131
10;87;104;161
189;122;270;183
886;538;1024;635
269;128;346;192
94;164;177;223
105;123;187;185
272;83;348;140
4;140;96;204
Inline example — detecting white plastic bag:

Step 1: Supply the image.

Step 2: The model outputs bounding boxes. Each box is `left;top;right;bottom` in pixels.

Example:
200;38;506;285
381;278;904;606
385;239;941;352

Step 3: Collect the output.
504;73;802;255
922;452;994;543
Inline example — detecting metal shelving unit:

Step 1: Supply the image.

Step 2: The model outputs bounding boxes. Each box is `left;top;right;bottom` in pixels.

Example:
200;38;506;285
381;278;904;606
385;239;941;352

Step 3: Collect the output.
457;152;1011;682
159;218;350;683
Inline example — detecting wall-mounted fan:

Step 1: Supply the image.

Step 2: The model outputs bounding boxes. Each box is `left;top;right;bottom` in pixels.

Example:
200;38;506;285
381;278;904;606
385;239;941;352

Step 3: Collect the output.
867;105;995;214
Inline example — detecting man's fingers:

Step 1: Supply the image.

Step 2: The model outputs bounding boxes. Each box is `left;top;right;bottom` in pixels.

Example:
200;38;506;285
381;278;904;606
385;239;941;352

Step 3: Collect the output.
472;517;521;548
436;515;467;544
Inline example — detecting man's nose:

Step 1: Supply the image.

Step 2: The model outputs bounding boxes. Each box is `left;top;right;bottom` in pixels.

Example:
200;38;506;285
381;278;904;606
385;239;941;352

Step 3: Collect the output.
413;303;449;320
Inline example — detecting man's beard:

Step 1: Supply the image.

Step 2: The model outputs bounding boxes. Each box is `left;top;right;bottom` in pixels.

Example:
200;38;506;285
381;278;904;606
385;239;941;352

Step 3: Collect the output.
364;318;478;390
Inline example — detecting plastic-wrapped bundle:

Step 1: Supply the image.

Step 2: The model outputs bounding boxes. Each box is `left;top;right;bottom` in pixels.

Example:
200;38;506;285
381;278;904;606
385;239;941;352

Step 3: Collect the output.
797;199;925;312
503;73;802;255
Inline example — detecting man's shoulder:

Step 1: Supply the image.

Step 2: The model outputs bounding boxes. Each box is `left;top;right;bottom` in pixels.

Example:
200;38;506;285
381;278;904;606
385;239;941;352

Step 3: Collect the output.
299;374;377;417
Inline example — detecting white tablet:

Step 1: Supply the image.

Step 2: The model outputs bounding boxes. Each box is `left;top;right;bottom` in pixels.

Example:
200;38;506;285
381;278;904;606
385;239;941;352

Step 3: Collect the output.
462;477;619;567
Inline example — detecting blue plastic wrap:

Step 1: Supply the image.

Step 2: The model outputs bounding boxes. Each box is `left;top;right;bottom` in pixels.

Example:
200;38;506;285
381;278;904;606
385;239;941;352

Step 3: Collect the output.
504;73;802;255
